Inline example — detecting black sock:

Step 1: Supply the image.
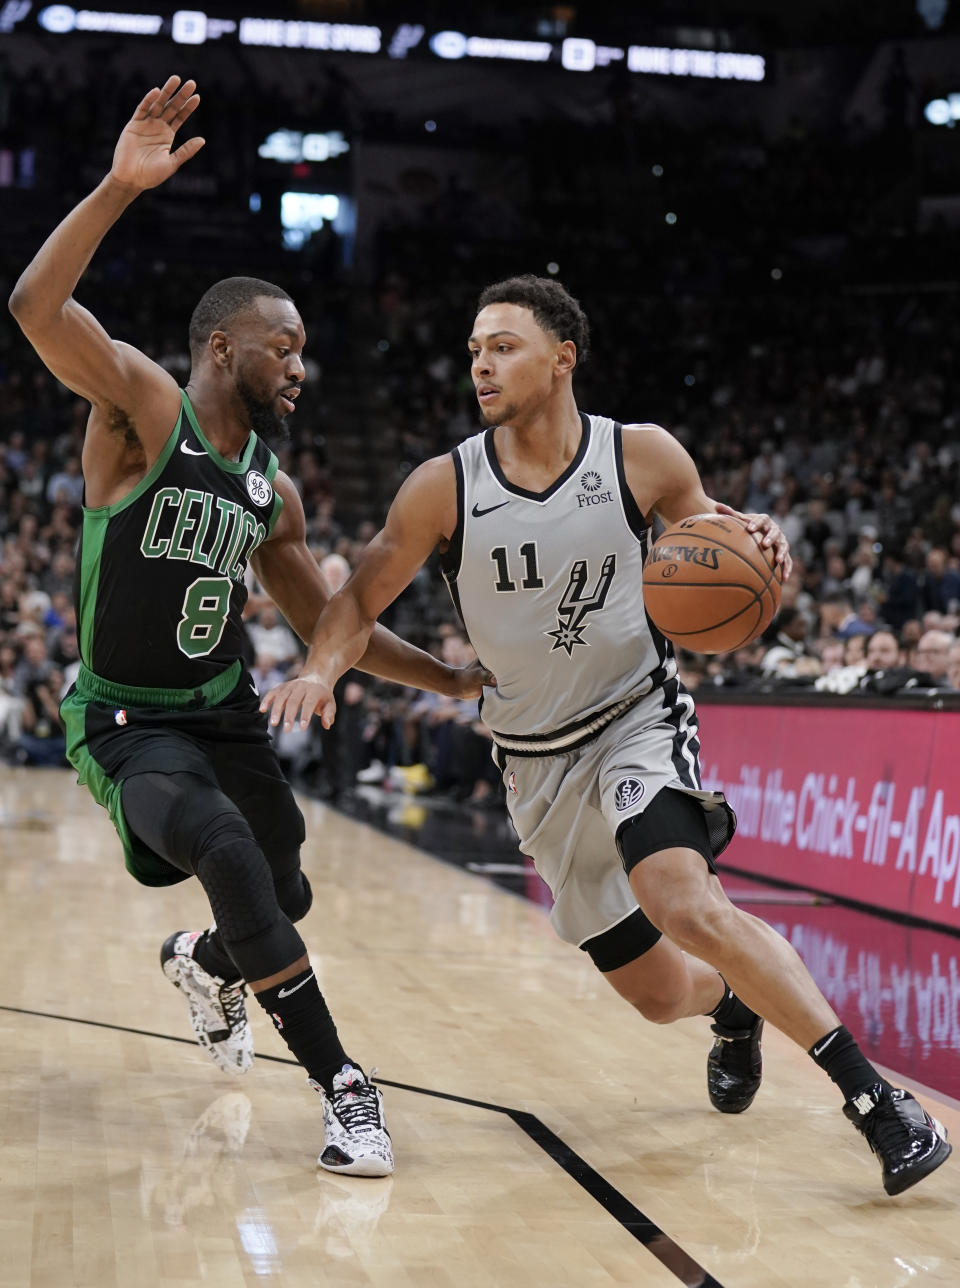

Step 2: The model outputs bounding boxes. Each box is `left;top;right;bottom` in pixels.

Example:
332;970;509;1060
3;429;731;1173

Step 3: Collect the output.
193;926;241;983
255;966;352;1092
707;978;757;1032
808;1025;891;1102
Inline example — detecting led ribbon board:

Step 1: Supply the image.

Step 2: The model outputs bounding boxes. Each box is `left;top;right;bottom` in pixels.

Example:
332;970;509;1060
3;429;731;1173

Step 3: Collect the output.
21;7;765;81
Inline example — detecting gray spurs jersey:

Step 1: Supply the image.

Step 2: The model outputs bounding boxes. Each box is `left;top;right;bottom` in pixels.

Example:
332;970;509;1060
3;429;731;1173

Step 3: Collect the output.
441;413;677;748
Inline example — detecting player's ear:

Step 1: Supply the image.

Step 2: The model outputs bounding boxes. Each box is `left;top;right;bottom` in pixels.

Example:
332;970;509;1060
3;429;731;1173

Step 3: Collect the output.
209;329;231;366
555;339;577;377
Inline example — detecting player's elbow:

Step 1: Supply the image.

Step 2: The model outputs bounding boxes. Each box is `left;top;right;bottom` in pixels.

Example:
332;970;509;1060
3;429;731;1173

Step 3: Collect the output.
7;272;58;332
8;278;42;331
8;281;28;323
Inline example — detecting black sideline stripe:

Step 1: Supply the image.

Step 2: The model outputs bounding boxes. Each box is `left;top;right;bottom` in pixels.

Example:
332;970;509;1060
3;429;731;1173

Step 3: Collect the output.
0;1003;724;1288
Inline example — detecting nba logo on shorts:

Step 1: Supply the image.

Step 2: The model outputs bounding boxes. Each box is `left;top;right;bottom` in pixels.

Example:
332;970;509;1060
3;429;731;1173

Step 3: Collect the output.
114;709;128;727
508;771;518;795
614;777;644;811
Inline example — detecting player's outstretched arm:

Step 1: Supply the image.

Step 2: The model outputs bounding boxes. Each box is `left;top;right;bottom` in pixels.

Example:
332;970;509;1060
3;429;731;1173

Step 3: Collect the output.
623;423;792;578
258;459;491;731
8;77;204;437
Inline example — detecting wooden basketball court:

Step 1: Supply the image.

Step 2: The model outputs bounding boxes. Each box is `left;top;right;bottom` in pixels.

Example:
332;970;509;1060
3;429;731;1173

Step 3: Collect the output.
1;764;957;1287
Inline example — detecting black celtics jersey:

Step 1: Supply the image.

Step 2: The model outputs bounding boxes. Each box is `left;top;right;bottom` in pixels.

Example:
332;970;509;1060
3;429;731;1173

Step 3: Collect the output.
74;390;283;689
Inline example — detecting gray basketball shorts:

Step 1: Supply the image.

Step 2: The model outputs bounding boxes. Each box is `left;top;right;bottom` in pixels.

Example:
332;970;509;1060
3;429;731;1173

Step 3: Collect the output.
498;685;735;949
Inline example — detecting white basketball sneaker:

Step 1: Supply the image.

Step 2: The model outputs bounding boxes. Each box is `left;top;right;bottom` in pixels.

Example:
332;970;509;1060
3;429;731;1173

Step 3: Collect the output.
161;929;254;1076
310;1065;394;1176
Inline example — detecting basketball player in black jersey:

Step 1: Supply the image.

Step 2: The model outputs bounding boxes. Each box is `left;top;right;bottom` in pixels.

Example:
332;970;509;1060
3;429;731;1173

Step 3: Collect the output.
263;275;951;1196
8;76;488;1177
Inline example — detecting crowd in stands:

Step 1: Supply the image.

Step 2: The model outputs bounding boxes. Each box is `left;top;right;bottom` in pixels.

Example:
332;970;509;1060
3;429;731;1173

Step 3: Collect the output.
2;40;960;806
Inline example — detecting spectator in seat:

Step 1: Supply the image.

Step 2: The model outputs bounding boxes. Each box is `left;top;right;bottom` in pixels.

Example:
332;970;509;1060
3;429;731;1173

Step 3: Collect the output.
878;553;919;631
0;642;24;757
864;629;902;671
912;629;955;684
761;606;817;678
918;548;960;617
13;633;65;766
946;640;960;692
247;602;300;669
44;454;84;509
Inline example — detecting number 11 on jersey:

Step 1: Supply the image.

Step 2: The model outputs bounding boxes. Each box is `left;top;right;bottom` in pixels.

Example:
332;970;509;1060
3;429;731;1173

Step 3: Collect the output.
490;543;544;592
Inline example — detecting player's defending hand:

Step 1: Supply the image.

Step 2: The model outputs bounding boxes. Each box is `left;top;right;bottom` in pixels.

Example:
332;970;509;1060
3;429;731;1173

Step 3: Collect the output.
448;658;497;700
713;501;792;580
261;675;336;732
111;76;205;192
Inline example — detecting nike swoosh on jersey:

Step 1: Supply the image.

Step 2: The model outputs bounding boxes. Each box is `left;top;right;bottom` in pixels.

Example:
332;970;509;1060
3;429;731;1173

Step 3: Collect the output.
471;500;510;518
180;441;207;456
277;972;315;999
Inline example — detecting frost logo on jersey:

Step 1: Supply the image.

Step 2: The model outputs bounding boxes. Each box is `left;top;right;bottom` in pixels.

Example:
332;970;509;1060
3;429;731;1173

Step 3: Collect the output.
614;777;645;811
545;554;616;655
246;470;273;508
576;468;614;509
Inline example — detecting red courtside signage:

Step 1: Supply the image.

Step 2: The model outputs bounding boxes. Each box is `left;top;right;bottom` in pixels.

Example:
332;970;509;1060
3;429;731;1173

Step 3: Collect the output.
698;704;960;930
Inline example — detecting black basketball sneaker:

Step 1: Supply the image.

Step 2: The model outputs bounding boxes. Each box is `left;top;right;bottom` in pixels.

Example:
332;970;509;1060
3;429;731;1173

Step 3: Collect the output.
843;1083;951;1195
707;1016;764;1113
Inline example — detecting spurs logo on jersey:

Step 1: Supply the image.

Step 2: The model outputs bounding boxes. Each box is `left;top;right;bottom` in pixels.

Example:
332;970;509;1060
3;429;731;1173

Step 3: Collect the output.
545;554;616;655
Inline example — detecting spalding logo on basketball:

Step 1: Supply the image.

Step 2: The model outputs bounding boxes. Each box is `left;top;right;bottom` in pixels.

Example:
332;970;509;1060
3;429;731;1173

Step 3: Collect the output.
246;470;274;508
641;513;783;653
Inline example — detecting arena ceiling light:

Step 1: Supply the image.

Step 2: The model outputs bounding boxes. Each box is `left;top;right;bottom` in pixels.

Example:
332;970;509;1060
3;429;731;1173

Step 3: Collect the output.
924;94;960;124
258;130;350;164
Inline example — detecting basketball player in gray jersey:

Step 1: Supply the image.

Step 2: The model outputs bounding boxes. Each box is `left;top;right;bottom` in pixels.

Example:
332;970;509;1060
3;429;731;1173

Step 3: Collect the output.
264;276;950;1196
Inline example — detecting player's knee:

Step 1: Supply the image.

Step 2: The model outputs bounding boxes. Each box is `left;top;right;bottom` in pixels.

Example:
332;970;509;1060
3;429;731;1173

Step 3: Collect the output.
276;869;312;924
656;895;735;956
194;838;278;940
193;810;258;869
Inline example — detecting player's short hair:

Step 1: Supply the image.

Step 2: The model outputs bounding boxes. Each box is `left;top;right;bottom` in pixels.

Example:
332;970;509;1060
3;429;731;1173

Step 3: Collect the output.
476;274;590;366
189;277;293;355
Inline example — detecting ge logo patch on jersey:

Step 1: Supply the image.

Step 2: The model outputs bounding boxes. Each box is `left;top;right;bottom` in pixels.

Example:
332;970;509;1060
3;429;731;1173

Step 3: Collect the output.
245;470;273;508
614;776;645;811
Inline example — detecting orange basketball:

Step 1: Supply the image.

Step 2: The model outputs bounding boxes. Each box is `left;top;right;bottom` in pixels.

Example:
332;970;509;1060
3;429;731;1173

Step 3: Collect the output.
642;513;783;653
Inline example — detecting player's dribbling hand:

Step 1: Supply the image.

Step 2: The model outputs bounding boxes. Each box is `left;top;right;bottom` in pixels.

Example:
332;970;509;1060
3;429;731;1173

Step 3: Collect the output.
260;675;337;732
449;659;497;700
713;501;793;580
111;76;205;192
